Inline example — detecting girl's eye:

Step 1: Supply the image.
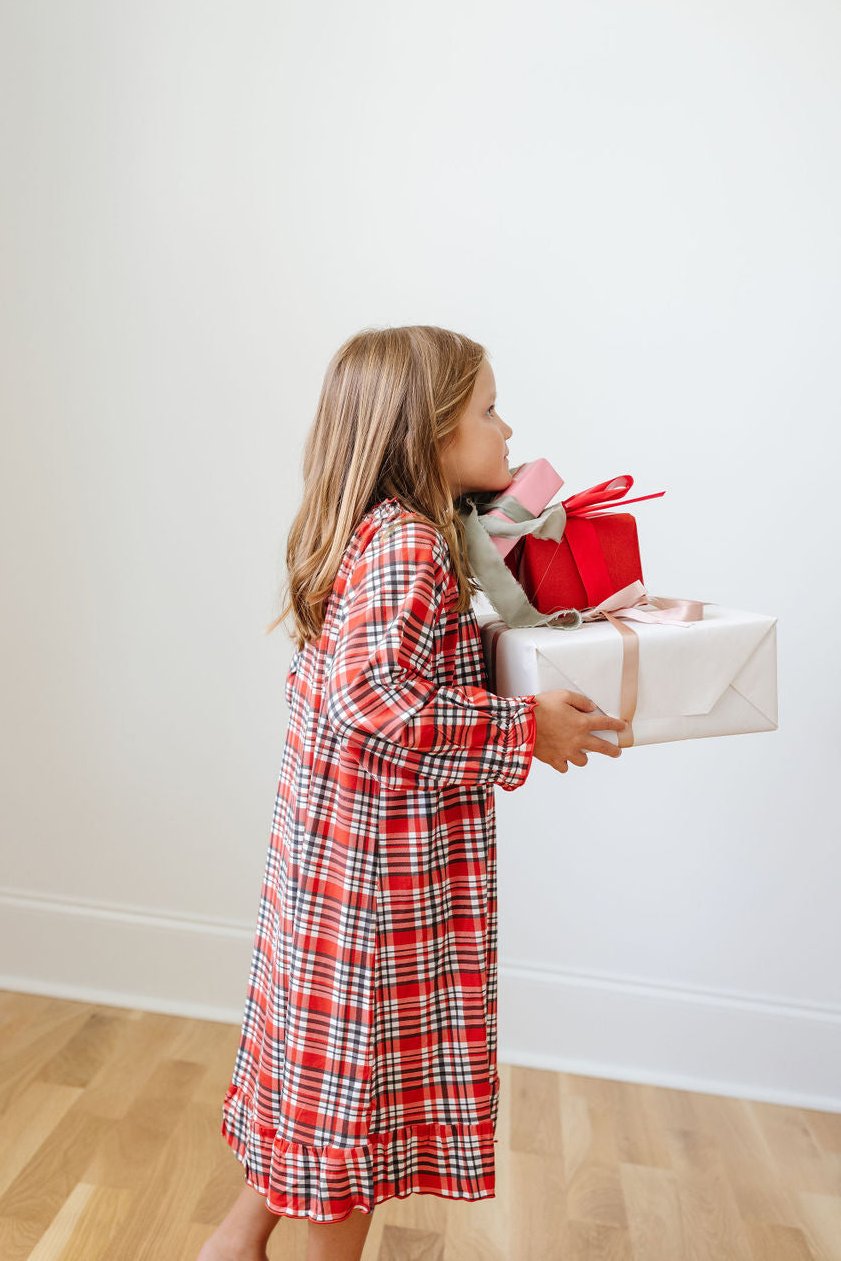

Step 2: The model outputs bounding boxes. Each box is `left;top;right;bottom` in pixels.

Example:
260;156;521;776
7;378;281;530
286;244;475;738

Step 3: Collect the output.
487;405;496;415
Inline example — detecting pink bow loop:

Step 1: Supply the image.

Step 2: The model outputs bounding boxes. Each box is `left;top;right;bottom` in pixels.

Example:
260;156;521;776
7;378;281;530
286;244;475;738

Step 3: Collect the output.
582;580;704;627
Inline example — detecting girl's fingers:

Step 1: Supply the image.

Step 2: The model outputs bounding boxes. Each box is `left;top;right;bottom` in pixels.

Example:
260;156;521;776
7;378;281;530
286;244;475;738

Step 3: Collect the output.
585;735;622;757
587;712;627;732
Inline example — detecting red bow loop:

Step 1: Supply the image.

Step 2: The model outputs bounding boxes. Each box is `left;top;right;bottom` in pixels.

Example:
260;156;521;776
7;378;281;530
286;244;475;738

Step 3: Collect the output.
561;474;666;518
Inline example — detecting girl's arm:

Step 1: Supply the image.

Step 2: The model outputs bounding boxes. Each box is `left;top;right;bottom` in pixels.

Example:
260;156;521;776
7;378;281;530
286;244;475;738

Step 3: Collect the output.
325;518;537;793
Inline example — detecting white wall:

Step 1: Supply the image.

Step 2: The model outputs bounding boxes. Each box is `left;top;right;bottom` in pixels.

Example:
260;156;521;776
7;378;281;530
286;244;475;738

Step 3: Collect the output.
2;0;839;1111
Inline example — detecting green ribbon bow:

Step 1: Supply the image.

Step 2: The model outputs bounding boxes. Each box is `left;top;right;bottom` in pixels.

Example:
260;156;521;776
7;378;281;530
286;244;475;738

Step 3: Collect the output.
458;482;582;630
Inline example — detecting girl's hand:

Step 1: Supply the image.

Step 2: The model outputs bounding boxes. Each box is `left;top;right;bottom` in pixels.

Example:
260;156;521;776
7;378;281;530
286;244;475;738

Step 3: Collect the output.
531;690;628;774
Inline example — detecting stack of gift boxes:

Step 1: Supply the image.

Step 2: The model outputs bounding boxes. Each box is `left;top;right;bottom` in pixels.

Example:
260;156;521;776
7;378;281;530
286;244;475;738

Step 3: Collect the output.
471;459;778;749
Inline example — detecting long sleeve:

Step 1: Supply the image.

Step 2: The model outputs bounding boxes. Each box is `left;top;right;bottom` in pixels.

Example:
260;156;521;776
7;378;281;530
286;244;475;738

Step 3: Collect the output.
325;517;538;793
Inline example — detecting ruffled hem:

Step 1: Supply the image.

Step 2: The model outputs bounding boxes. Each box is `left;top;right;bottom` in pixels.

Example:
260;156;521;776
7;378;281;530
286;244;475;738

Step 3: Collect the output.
220;1082;498;1223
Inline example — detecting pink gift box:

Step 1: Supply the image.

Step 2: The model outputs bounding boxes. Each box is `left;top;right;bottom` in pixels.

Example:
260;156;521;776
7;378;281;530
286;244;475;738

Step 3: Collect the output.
485;458;565;557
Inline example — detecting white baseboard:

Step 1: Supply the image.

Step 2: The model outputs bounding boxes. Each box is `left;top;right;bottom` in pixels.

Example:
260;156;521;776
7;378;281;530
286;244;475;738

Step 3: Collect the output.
498;961;841;1114
2;886;839;1113
0;885;254;1024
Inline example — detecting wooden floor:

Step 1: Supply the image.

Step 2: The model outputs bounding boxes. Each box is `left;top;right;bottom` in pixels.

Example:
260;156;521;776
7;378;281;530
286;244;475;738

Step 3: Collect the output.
0;991;839;1260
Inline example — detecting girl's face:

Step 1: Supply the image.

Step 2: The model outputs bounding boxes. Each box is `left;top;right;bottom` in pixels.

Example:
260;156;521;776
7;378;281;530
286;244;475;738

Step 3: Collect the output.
441;359;514;499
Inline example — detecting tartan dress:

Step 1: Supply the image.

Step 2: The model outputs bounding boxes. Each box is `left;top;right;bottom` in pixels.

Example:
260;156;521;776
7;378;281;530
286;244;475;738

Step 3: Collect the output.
220;496;538;1222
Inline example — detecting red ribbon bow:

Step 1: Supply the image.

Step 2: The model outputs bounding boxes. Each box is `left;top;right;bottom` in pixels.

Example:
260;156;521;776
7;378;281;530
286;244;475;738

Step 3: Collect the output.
561;474;666;518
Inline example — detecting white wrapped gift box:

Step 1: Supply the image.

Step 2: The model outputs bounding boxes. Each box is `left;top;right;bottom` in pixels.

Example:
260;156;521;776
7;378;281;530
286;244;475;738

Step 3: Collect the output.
477;602;779;747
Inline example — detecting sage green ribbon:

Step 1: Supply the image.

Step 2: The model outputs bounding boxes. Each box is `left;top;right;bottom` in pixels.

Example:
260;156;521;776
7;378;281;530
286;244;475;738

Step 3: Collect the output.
459;493;582;630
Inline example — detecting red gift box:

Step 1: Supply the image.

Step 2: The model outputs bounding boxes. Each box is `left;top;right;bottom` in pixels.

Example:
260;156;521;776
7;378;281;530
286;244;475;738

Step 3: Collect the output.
504;475;664;613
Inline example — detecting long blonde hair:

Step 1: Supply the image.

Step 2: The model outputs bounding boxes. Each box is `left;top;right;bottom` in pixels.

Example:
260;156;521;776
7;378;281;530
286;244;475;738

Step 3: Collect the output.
268;325;490;650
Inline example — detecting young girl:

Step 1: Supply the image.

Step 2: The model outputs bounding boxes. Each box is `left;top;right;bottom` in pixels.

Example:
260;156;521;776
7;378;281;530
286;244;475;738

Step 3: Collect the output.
200;326;628;1261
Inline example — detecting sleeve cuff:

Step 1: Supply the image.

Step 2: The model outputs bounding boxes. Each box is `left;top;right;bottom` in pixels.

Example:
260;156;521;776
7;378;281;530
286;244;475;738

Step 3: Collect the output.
491;695;538;791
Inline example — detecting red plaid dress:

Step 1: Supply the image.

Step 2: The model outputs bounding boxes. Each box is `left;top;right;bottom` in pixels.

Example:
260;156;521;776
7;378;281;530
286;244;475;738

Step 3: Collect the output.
221;496;538;1222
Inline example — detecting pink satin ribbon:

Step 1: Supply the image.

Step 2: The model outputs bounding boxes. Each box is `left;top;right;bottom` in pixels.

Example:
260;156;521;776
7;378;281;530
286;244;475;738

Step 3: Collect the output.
588;585;706;746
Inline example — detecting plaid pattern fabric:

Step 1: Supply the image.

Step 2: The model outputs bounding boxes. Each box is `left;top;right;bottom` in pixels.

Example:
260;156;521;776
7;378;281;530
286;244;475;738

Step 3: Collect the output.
221;497;538;1222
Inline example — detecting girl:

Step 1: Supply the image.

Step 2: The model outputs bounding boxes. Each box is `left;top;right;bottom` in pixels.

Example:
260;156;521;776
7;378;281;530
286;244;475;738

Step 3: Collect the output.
200;326;628;1261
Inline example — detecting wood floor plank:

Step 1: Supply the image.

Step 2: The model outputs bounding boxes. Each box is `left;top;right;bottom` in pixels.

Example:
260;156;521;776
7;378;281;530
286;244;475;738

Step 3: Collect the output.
674;1166;755;1261
53;1185;134;1261
439;1180;508;1261
442;1223;507;1261
27;1181;96;1260
567;1218;633;1259
612;1077;673;1171
800;1107;841;1156
0;1105;111;1260
565;1156;629;1231
379;1223;444;1259
36;1010;124;1089
560;1092;596;1185
82;1056;206;1189
0;1081;82;1196
619;1161;686;1260
381;1187;449;1237
744;1219;820;1260
0;1001;94;1115
0;993;56;1045
187;1110;248;1231
510;1064;563;1156
73;1009;187;1123
509;1148;568;1260
700;1095;800;1225
797;1190;841;1261
750;1101;841;1197
101;1093;222;1260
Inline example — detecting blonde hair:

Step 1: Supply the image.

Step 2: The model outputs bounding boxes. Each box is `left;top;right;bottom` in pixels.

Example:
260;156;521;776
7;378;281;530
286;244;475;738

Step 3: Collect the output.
268;324;490;650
